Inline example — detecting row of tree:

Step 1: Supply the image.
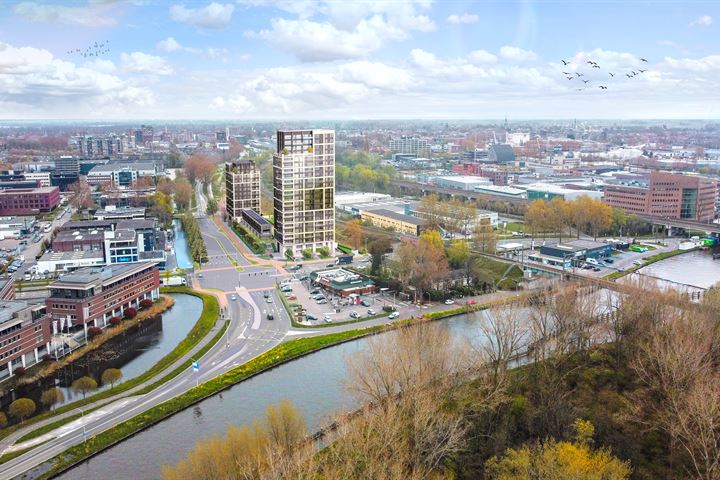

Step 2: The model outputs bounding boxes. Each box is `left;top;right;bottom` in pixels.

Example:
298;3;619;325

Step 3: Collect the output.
180;212;208;264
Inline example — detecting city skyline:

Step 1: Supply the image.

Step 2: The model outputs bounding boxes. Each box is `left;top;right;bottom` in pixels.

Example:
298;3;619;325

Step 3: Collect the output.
0;0;718;120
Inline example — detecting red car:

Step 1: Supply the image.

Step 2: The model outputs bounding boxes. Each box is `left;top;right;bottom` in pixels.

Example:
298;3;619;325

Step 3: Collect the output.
466;299;477;305
287;295;297;301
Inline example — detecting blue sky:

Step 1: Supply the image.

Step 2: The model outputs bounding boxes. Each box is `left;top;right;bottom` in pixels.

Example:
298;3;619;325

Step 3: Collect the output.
0;0;718;119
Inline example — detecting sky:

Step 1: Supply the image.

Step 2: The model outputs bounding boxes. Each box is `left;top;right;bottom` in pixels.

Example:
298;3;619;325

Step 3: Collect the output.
0;0;718;120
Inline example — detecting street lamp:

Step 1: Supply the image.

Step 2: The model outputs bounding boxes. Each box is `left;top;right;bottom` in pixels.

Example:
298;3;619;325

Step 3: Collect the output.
74;407;86;443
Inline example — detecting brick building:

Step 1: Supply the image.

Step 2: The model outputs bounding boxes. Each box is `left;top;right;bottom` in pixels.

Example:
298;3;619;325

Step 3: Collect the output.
0;301;50;380
45;263;160;338
0;186;60;215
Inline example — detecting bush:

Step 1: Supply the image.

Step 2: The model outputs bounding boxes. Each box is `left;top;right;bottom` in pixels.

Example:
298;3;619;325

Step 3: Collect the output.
109;316;122;327
42;354;54;363
9;398;36;424
497;277;519;290
13;366;26;376
317;246;330;258
87;326;103;339
0;411;7;429
139;299;153;309
302;249;313;260
337;243;353;254
124;307;137;319
382;305;397;312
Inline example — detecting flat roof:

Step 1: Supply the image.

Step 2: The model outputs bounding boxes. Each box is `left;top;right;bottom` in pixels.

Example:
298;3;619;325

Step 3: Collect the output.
364;208;423;226
55;230;105;242
51;262;155;288
0;300;30;325
437;175;491;184
0;186;57;195
241;208;271;226
475;185;526;195
117;219;156;230
61;220;114;231
88;162;156;173
39;250;104;261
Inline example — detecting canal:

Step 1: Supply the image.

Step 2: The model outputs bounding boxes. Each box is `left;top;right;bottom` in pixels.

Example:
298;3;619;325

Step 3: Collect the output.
630;250;720;292
58;315;486;480
173;219;193;270
1;294;202;411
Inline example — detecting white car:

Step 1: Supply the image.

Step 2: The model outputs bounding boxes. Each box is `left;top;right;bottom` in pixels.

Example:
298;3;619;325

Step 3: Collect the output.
444;299;455;305
266;297;273;303
388;312;400;320
323;315;332;323
230;294;237;301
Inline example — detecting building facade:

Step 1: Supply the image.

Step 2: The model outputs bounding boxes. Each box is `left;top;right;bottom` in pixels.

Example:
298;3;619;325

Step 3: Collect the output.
45;263;160;337
225;160;260;221
23;171;52;187
361;208;422;236
604;172;718;221
0;302;50;380
0;187;60;215
389;136;429;156
273;129;335;256
86;162;157;187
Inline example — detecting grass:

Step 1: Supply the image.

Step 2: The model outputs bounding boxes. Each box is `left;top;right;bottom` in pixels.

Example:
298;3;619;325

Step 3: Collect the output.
604;248;696;281
0;288;219;442
17;412;83;443
37;325;386;479
0;440;51;465
472;255;524;282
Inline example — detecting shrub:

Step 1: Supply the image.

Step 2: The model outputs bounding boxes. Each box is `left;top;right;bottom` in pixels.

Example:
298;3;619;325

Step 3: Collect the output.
9;398;36;424
124;307;137;319
302;249;313;260
109;316;122;327
139;299;153;309
382;305;397;312
0;411;7;429
13;366;26;376
42;353;54;363
497;278;519;291
317;246;330;258
87;326;103;339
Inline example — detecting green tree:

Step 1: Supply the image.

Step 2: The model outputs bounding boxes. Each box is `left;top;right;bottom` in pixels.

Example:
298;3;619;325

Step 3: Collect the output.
284;248;294;261
71;376;98;399
302;249;313;260
9;398;36;424
206;197;218;216
447;239;469;267
101;368;123;389
0;411;7;429
40;387;65;411
368;237;392;274
317;246;330;258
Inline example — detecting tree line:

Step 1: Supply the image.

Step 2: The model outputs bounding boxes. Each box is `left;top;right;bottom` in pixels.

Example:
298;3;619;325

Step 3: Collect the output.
180;212;208;264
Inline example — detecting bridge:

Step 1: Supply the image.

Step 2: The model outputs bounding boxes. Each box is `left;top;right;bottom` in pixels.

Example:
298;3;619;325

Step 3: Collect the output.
391;180;530;207
634;214;720;235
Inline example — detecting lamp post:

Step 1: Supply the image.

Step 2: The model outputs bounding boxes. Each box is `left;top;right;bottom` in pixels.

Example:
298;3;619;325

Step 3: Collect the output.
74;407;86;443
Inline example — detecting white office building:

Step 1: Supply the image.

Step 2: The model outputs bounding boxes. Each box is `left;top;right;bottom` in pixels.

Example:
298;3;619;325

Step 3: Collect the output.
389;136;429;155
273;129;335;257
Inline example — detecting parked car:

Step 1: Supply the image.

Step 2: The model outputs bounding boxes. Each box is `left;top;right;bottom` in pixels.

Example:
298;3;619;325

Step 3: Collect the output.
305;313;318;321
267;313;274;320
367;309;376;315
316;299;327;304
593;267;601;272
263;292;269;298
583;264;593;270
230;294;237;301
444;299;455;305
310;289;320;295
326;263;336;268
287;295;297;301
604;258;614;264
299;275;308;281
388;312;400;320
289;265;302;271
266;297;273;303
323;315;332;323
361;299;371;307
350;311;360;319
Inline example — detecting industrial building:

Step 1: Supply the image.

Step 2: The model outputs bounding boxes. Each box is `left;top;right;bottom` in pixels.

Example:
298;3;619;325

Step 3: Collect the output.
361;208;423;236
435;175;491;191
525;183;603;201
539;240;613;262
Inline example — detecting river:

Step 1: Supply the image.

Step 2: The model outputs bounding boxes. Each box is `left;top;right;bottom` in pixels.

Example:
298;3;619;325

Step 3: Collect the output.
57;315;484;480
173;219;193;270
630;250;720;292
0;294;202;411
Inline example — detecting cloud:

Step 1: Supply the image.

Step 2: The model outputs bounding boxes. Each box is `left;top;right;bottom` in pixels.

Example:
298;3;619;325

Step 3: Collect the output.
447;13;478;24
468;49;497;64
339;61;413;90
13;1;118;27
664;55;720;72
246;0;435;62
121;51;174;75
499;45;537;62
691;15;712;26
169;2;234;29
156;37;182;52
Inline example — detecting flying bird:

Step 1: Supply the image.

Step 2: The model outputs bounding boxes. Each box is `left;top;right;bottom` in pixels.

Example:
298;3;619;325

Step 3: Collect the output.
626;73;633;78
566;76;574;80
631;70;637;75
582;79;590;84
609;72;615;77
640;58;648;62
562;71;571;75
562;59;570;65
587;60;595;65
639;69;647;73
575;72;584;77
599;85;608;89
592;64;601;68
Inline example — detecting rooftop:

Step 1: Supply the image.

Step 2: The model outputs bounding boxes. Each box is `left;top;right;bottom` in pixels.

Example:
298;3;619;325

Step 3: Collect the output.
0;186;57;195
0;300;30;325
365;208;423;226
51;262;155;288
88;162;156;173
241;208;271;226
116;219;156;230
55;230;105;242
39;250;105;262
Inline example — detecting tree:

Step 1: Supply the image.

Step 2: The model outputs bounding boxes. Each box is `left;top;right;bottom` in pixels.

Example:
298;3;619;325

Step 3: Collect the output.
284;248;294;261
40;388;65;411
417;194;447;231
485;421;632;480
549;197;571;241
148;192;173;228
156;177;175;196
0;412;6;429
524;199;550;238
184;154;216;184
68;179;95;210
474;222;498;253
393;231;449;301
343;219;363;250
71;376;98;399
302;249;313;260
9;398;36;424
368;237;391;274
206;197;218;216
447;239;469;267
174;177;194;211
101;368;123;389
317;246;330;258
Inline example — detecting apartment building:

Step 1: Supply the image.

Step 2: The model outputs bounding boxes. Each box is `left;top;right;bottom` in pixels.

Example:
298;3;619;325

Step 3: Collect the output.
389;136;429;155
0;301;50;380
273;129;335;256
45;263;160;336
225;160;260;221
604;172;718;221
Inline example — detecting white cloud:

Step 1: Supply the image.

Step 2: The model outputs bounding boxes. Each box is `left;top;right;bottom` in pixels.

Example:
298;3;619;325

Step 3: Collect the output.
13;1;118;27
170;2;234;29
499;45;537;62
468;49;497;64
246;0;435;62
156;37;182;52
664;55;720;72
691;15;712;26
339;61;412;90
447;13;478;24
121;51;174;75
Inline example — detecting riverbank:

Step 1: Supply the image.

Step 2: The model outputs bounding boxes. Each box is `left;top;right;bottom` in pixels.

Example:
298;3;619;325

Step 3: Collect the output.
604;248;698;281
0;289;219;447
32;292;531;479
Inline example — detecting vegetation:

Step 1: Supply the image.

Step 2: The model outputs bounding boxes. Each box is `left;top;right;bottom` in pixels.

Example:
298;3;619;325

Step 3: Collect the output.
336;150;396;192
317;246;330;258
180;212;208;264
147;191;174;228
173;176;194;211
183;154;216;185
230;222;266;254
604;248;695;280
40;388;65;411
0;411;7;428
302;249;313;260
71;376;98;399
9;398;36;424
101;368;123;389
206;197;218;216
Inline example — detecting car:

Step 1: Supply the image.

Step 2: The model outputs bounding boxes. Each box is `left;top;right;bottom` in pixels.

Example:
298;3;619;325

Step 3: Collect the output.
593;267;601;272
289;265;302;271
310;289;320;295
444;299;455;305
263;291;269;298
197;273;203;278
323;315;332;323
267;313;274;320
582;264;593;270
316;299;327;304
467;299;477;305
604;258;614;264
299;275;308;281
305;313;317;321
281;287;293;293
350;311;360;319
266;297;273;303
287;295;297;301
367;309;376;315
230;294;237;301
312;294;325;300
388;312;400;320
633;260;644;266
360;299;371;307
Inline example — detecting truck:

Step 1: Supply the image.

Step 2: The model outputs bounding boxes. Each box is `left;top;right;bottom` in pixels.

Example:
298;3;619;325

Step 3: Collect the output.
335;254;353;265
162;276;187;286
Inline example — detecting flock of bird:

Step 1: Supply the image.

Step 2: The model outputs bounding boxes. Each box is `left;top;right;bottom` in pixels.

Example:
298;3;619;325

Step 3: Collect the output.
560;56;649;92
66;41;111;58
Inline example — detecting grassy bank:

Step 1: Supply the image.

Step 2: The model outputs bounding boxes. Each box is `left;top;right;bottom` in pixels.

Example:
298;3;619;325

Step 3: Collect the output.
604;248;696;281
0;288;219;442
37;326;386;479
